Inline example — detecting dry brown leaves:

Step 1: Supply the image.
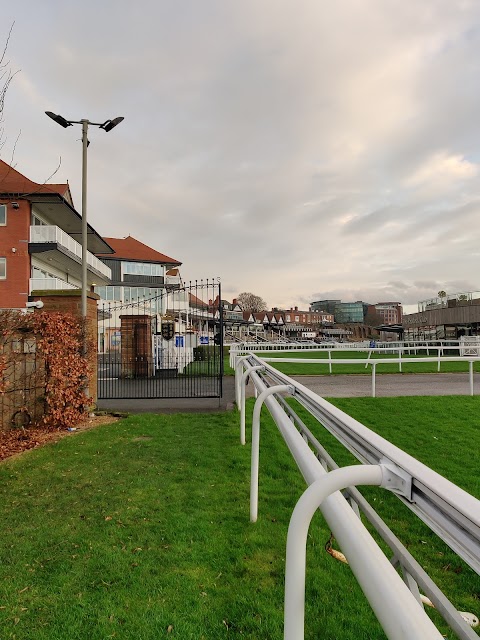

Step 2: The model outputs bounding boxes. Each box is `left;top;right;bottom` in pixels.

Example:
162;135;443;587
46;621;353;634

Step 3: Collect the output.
0;415;119;462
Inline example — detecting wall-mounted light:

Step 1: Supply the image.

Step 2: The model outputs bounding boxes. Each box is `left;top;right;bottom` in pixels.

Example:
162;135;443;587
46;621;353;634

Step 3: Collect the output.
11;202;19;209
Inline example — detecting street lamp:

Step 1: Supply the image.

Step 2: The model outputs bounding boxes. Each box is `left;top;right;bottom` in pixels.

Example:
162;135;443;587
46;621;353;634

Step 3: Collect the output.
45;111;124;322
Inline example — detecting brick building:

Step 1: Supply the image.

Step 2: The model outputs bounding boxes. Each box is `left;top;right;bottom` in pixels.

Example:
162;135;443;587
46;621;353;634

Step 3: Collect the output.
0;160;113;309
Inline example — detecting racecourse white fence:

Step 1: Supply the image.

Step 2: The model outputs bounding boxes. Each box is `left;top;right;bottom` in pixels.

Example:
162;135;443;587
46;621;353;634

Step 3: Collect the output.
230;339;479;363
234;353;480;640
230;340;480;397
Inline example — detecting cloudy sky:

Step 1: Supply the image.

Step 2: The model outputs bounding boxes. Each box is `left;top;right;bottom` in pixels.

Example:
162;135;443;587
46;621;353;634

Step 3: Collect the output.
2;1;480;313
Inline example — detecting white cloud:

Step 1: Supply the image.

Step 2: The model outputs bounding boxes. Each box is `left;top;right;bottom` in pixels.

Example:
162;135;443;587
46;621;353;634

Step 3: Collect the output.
3;1;480;310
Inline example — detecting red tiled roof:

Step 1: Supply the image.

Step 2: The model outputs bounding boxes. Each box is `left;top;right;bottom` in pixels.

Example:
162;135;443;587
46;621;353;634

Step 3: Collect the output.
0;159;71;198
97;235;181;265
189;292;209;308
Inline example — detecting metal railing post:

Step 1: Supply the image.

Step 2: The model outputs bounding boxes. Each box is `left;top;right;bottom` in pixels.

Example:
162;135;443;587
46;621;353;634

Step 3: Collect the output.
250;384;294;522
234;356;250;407
372;362;377;397
240;365;264;445
469;361;474;396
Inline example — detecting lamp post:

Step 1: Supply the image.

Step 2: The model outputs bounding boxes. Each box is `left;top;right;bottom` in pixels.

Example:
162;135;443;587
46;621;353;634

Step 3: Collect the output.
45;112;124;321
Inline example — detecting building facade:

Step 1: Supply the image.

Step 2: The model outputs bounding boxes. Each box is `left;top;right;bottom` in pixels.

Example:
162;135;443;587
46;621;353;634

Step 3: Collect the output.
94;235;182;312
0;160;113;309
403;291;480;339
374;302;403;325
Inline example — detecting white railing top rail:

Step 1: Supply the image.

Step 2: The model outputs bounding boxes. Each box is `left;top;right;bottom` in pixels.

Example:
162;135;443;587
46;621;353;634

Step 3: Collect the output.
30;225;111;279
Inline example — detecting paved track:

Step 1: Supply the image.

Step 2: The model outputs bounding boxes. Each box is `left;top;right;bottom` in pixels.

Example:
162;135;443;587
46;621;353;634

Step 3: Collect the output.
292;373;480;398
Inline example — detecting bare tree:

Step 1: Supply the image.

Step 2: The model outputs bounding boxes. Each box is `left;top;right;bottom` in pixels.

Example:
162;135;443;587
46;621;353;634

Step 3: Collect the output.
236;292;267;313
0;22;18;157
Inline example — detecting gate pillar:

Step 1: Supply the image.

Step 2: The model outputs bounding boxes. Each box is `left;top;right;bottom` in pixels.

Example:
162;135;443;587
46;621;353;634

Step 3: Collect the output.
119;314;153;378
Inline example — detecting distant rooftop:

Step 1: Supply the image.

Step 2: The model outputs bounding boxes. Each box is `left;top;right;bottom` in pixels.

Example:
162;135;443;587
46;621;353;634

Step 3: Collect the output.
0;159;72;201
97;235;181;266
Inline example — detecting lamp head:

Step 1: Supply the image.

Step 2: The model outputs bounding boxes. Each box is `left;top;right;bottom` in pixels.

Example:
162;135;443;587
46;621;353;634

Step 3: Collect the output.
45;111;72;128
101;116;124;132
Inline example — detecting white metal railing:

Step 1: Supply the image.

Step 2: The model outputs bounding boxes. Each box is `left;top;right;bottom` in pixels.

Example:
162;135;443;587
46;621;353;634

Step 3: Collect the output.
234;354;480;640
29;225;111;279
29;277;77;291
259;354;480;396
229;340;480;369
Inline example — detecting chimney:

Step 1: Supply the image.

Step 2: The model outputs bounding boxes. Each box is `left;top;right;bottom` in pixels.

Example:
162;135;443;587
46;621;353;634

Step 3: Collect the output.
295;306;298;311
233;298;237;305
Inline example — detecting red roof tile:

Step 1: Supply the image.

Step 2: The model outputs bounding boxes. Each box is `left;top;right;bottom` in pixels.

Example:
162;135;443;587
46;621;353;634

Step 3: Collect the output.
0;159;71;199
97;235;181;265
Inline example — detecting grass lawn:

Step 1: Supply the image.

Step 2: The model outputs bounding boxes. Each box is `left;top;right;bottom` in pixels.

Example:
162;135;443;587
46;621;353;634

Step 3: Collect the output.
0;399;479;639
248;349;480;376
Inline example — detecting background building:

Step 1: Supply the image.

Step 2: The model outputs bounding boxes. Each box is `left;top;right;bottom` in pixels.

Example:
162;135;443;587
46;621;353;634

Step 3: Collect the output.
0;160;113;309
374;302;403;325
94;235;182;311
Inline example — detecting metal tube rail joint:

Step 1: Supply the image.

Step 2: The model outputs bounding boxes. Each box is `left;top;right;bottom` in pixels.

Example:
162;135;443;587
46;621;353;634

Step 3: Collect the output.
284;462;442;640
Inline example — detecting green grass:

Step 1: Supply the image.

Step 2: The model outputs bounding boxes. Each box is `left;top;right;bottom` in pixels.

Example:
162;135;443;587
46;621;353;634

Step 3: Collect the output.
254;349;480;376
0;400;478;638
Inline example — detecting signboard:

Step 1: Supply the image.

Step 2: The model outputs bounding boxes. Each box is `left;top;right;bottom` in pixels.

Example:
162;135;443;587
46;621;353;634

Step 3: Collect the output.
161;320;175;341
200;336;209;345
175;335;184;348
111;331;121;346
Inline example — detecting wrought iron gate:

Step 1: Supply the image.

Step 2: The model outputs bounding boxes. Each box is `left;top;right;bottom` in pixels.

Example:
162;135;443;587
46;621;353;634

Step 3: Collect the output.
97;280;223;399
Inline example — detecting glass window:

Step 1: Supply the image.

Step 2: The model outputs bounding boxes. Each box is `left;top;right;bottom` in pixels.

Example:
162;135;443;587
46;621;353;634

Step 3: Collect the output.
0;257;6;279
123;261;164;277
31;213;47;226
0;204;6;225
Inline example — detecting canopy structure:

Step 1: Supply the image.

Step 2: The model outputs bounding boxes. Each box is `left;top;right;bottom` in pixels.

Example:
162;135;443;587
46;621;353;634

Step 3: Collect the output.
375;324;404;335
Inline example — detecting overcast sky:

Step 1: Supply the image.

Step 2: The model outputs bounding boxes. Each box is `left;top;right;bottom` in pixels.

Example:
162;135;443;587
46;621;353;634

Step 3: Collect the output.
2;1;480;313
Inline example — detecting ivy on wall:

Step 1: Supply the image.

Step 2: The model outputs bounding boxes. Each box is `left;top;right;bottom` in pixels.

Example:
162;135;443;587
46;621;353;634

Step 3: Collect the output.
0;310;91;430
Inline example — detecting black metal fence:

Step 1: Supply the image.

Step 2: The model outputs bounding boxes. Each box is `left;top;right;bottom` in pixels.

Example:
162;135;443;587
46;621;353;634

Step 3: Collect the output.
97;279;223;399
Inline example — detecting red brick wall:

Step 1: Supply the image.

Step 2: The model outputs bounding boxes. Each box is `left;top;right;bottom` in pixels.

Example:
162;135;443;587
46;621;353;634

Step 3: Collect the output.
0;199;31;309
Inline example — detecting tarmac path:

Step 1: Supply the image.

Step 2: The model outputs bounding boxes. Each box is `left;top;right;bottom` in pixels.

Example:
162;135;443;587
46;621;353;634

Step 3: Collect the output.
291;372;480;398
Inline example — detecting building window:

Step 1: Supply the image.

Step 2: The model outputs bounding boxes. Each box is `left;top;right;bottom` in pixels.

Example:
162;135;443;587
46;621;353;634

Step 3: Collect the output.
31;213;48;226
122;261;164;277
0;257;6;279
0;204;6;226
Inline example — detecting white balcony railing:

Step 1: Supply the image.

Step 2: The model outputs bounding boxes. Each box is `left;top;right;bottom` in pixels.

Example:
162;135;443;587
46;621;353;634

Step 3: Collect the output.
29;226;111;279
29;277;78;292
